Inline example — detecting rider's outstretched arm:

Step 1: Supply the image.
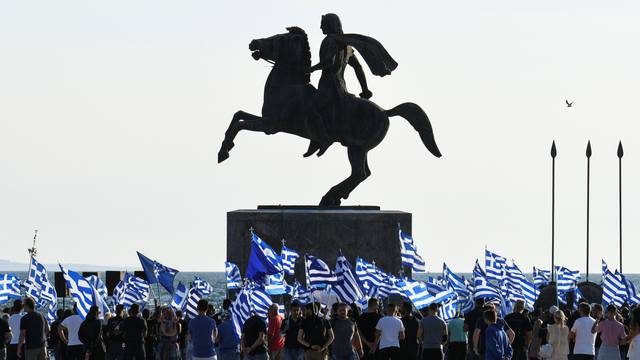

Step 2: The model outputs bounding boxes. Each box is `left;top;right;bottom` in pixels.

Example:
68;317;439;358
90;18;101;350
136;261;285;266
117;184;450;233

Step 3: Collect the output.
348;55;372;99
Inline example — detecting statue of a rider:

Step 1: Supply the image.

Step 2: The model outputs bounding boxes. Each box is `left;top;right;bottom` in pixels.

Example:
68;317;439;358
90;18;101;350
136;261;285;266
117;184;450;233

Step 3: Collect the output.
304;13;398;157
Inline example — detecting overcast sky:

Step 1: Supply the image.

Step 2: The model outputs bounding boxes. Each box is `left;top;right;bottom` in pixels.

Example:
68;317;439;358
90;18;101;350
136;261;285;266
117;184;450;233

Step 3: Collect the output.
2;0;640;273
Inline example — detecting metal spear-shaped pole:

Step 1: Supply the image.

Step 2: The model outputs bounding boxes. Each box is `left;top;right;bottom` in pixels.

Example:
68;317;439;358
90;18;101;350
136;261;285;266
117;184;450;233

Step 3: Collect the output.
550;141;557;285
618;141;624;273
586;141;592;282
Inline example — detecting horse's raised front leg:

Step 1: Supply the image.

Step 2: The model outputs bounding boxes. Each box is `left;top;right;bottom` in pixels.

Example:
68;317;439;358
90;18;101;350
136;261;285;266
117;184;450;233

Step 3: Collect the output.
319;147;370;206
218;111;262;163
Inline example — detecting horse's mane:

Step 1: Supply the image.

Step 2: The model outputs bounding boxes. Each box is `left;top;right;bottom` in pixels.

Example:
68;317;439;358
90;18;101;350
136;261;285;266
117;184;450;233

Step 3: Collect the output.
286;27;311;84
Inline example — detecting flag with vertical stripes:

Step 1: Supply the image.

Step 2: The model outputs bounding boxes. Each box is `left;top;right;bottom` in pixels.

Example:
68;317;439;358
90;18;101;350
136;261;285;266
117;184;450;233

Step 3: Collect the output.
399;229;426;272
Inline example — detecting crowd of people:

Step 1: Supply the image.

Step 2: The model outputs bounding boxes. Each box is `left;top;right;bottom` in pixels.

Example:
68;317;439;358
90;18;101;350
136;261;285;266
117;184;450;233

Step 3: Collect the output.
2;296;640;360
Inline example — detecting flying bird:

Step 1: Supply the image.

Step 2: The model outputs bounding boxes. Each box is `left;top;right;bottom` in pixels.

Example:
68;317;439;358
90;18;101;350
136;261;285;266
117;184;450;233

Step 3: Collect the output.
565;100;573;108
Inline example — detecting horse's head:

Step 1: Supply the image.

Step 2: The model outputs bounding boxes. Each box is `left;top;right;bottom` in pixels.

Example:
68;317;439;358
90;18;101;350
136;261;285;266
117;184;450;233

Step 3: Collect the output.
249;27;311;83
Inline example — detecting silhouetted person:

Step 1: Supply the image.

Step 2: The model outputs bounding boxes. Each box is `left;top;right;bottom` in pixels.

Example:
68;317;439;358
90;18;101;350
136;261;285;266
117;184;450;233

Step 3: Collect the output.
121;304;147;360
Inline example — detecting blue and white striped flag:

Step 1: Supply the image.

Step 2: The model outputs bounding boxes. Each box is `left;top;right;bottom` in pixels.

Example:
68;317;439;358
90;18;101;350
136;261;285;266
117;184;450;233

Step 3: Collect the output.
602;260;609;277
59;265;94;319
441;295;459;321
398;278;455;310
85;275;108;300
473;274;500;300
113;280;125;305
485;250;506;283
152;261;179;294
473;259;486;279
505;261;526;287
291;281;312;305
333;256;364;304
556;266;580;293
399;229;426;272
0;274;21;304
170;282;188;311
624;275;640;306
264;272;287;295
246;232;283;281
122;273;150;308
355;258;386;297
280;244;300;276
602;269;626;307
249;284;272;319
184;286;203;319
443;264;471;299
225;262;242;290
306;255;337;289
23;258;56;306
193;276;214;296
533;267;550;288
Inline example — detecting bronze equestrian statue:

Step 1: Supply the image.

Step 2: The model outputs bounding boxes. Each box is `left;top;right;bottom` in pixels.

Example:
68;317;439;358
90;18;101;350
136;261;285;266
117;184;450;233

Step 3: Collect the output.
218;14;441;206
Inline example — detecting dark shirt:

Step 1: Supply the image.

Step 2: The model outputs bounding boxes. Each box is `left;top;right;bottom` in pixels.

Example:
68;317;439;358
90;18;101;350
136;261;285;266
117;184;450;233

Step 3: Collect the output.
20;312;46;349
177;319;188;350
464;307;484;340
105;316;125;345
242;315;267;355
301;315;331;347
0;318;10;349
331;318;357;357
282;316;303;349
475;317;511;355
78;318;103;351
356;312;382;344
400;314;419;359
504;312;532;349
121;316;147;345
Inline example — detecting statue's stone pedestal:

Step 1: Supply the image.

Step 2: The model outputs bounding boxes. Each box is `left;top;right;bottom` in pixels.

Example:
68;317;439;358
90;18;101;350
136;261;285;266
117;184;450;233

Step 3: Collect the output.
227;206;412;282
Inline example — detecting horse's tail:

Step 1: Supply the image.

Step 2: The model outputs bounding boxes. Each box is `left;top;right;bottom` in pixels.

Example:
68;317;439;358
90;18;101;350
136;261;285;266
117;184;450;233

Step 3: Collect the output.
386;102;442;157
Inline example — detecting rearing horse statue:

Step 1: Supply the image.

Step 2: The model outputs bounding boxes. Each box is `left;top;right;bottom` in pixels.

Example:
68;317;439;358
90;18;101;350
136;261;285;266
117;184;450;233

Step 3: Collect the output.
218;27;441;206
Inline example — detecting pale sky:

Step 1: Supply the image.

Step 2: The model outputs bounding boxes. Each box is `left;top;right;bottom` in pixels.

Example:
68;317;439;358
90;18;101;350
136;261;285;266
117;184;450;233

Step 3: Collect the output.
2;0;640;273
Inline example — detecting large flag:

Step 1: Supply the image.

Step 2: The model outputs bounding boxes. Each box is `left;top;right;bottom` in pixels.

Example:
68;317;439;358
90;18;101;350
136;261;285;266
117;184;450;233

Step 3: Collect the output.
485;250;506;283
399;229;426;272
280;244;300;276
170;282;188;311
184;286;203;319
225;262;242;290
193;276;214;296
444;264;471;299
306;255;337;289
333;256;365;304
136;252;179;294
59;265;95;319
246;232;283;282
136;252;158;284
556;266;580;293
85;275;108;300
398;278;455;310
355;258;386;297
473;274;500;300
121;273;150;308
23;258;56;306
0;274;21;304
533;267;550;288
623;275;640;306
602;269;626;307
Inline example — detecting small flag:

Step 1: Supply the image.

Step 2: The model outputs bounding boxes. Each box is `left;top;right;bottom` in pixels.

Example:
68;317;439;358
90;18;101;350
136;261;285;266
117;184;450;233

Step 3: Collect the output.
281;244;300;276
170;282;188;311
225;262;242;290
485;250;506;283
0;274;21;304
399;229;426;272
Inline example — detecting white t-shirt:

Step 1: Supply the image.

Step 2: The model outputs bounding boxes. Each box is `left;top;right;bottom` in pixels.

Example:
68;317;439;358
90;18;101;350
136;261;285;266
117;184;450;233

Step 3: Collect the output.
375;316;405;349
62;315;84;346
8;313;23;344
571;316;596;355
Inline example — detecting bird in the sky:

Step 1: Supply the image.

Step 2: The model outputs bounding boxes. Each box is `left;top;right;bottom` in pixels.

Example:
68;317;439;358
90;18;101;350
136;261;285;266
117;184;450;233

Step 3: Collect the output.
565;100;574;108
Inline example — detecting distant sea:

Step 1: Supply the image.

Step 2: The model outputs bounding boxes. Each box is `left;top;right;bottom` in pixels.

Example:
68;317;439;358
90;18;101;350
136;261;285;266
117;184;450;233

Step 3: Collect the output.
4;272;640;311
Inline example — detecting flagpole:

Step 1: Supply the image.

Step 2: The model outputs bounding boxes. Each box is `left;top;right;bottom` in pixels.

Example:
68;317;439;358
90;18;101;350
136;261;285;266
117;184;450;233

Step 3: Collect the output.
618;141;624;273
550;141;557;306
585;141;592;282
26;229;38;274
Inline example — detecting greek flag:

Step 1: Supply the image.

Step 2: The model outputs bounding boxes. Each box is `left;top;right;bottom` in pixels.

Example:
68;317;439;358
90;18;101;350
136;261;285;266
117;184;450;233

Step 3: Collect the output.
533;267;550;287
193;276;214;296
602;269;626;307
249;284;273;319
170;282;188;311
473;259;486;279
443;264;471;298
153;261;179;294
505;261;526;286
85;275;108;300
556;266;580;293
440;295;459;321
246;232;283;281
264;272;287;295
291;281;312;305
378;273;404;299
113;280;125;305
518;278;539;309
280;244;300;276
399;229;426;272
485;250;506;283
427;276;448;295
355;258;385;296
184;286;203;319
122;273;150;308
59;265;94;319
473;274;500;300
0;274;21;304
230;286;251;340
225;262;242;290
333;256;364;304
602;260;609;276
23;258;56;305
624;275;640;306
398;278;455;310
306;255;337;289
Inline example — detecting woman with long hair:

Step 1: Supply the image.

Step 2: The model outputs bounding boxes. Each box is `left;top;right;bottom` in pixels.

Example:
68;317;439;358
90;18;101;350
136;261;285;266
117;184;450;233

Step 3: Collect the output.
78;306;106;360
157;307;181;360
546;310;570;360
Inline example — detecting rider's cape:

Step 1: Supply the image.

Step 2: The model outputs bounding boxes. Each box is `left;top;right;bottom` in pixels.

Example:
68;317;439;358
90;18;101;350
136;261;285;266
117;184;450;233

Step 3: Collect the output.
329;33;398;77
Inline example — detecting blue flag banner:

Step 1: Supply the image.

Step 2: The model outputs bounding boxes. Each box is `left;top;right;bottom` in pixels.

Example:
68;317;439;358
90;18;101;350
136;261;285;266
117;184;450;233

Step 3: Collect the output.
136;252;158;284
153;261;179;294
122;273;150;308
473;274;500;300
246;232;283;282
264;272;287;295
0;274;21;304
225;261;242;290
399;229;426;272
